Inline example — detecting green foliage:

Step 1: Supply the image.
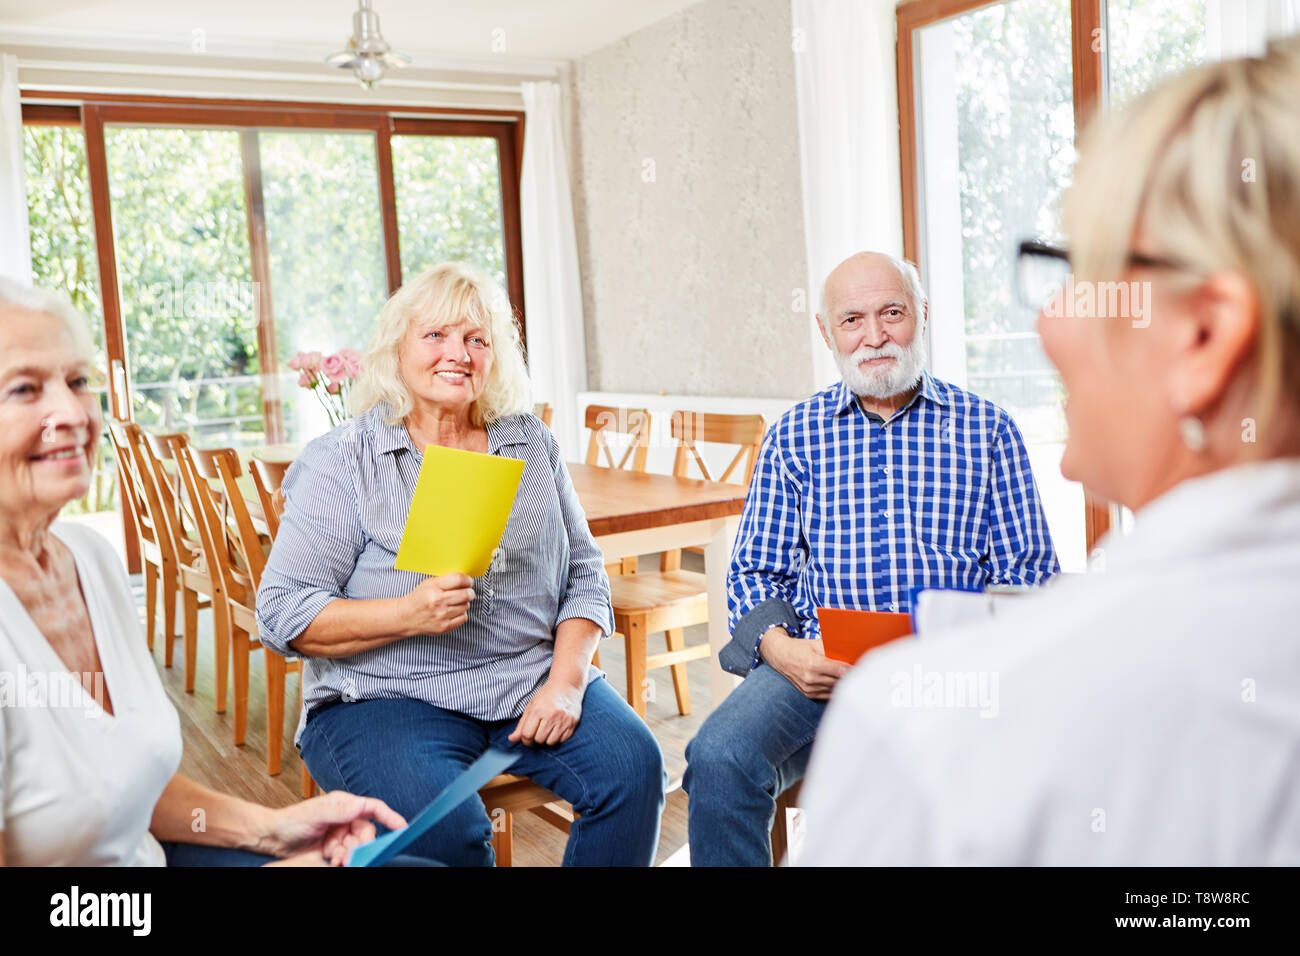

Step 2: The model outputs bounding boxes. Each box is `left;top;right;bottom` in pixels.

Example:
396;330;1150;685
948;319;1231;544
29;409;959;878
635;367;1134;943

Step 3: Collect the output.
393;135;507;290
105;127;261;444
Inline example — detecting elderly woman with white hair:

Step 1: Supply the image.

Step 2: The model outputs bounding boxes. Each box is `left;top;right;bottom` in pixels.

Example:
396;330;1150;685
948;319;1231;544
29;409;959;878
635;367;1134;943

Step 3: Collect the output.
256;262;666;866
0;279;411;866
798;37;1300;865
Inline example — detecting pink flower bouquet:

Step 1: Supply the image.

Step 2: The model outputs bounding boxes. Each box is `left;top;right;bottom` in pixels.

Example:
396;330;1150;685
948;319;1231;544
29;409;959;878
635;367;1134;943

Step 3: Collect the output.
288;347;363;427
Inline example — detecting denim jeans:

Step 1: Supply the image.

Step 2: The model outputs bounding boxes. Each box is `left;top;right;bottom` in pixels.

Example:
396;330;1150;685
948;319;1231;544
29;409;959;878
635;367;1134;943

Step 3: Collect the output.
300;676;666;866
683;662;827;866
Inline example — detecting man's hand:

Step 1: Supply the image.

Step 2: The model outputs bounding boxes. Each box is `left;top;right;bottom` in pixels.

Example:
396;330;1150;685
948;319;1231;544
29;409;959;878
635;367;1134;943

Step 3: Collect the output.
403;573;475;636
253;791;408;866
759;628;849;700
508;679;584;747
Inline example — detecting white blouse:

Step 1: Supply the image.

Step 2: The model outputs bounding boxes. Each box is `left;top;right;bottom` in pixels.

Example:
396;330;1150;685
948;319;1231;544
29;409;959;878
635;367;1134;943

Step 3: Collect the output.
798;459;1300;865
0;522;182;866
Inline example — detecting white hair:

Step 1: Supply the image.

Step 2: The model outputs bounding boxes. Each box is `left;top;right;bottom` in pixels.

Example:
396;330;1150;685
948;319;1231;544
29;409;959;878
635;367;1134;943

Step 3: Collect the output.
817;253;929;335
0;277;96;362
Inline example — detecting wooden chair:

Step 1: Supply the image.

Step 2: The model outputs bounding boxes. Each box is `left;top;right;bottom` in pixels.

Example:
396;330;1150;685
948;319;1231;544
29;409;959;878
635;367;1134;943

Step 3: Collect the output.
136;429;216;694
532;402;553;428
106;420;174;655
584;405;651;588
480;774;576;867
771;780;802;866
248;458;289;540
608;411;765;718
172;440;301;776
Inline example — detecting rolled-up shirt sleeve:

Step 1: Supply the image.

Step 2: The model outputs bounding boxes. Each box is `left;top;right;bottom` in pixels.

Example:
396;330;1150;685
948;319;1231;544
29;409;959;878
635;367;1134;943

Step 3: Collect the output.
719;427;806;675
255;437;365;657
546;431;615;636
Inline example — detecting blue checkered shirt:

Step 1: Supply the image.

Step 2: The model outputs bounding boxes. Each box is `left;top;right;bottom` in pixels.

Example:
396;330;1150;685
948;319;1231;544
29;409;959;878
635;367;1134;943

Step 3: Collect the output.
719;372;1059;675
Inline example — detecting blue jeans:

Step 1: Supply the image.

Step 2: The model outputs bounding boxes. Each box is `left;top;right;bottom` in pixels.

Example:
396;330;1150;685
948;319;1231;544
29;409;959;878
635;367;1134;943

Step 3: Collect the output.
300;676;666;866
683;663;826;866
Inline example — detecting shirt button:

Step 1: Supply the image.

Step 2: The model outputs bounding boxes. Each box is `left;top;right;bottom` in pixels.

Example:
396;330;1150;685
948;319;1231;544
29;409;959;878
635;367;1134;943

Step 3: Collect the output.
882;466;890;474
890;603;898;611
883;510;891;517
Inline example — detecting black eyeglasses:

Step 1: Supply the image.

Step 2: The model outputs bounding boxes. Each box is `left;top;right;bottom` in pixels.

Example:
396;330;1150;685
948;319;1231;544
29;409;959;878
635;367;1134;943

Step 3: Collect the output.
1014;240;1190;311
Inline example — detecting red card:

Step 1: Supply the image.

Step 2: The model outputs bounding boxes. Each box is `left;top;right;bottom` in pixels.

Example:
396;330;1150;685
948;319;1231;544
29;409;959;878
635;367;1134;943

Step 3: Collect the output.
816;607;914;664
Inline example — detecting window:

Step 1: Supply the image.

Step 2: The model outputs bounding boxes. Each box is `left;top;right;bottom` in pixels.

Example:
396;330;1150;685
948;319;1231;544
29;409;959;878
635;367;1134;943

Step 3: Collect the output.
900;0;1212;563
23;116;114;516
22;97;522;571
22;98;524;458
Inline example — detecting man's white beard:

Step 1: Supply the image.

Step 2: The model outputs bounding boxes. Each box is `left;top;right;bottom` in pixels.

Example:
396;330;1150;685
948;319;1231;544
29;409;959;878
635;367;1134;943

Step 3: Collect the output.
834;336;927;399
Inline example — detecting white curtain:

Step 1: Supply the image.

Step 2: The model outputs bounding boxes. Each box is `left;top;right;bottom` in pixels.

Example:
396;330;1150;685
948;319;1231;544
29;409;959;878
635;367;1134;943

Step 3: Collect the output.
1;54;32;284
1208;0;1300;58
519;80;588;460
791;0;903;390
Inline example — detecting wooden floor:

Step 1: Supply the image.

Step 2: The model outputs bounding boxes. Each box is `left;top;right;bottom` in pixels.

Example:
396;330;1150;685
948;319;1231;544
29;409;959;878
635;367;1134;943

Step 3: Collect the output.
137;554;715;867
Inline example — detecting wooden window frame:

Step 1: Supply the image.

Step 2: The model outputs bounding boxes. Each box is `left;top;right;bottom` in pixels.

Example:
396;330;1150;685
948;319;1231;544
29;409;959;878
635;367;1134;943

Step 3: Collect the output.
896;0;1110;553
21;92;526;569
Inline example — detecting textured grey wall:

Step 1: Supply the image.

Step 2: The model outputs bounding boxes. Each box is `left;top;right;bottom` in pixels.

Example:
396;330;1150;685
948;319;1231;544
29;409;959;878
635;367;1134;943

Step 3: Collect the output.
569;0;813;398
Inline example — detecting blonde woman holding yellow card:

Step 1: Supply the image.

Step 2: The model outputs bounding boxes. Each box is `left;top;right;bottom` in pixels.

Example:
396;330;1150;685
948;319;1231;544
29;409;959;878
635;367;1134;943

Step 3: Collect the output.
257;262;665;867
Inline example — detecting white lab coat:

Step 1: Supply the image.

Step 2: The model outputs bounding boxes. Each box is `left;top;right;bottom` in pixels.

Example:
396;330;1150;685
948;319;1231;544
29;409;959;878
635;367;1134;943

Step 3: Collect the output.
798;459;1300;865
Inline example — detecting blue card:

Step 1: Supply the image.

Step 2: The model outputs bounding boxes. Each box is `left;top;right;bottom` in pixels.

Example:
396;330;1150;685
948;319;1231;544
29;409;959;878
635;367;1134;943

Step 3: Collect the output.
346;747;520;867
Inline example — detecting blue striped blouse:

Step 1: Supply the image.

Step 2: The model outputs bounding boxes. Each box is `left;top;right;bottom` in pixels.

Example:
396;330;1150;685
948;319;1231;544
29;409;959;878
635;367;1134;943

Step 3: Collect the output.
255;404;614;744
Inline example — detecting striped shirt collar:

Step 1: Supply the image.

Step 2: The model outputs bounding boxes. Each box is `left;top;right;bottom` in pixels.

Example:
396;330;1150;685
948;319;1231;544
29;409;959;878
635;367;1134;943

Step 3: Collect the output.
828;369;949;419
368;403;528;455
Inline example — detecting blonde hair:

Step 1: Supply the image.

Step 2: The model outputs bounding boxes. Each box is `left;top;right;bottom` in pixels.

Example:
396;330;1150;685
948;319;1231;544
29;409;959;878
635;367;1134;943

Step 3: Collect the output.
1062;35;1300;427
350;262;532;426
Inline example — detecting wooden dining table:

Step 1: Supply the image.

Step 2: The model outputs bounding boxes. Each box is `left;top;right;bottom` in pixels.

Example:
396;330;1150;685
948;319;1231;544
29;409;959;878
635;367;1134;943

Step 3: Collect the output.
248;448;749;706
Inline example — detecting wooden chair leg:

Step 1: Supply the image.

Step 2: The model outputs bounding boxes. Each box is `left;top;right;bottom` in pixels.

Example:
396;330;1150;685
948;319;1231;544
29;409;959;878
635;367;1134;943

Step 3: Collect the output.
491;811;514;867
622;615;648;719
182;586;198;694
265;646;286;776
301;763;316;799
161;564;178;660
214;599;230;714
231;627;250;746
145;560;158;657
663;627;692;716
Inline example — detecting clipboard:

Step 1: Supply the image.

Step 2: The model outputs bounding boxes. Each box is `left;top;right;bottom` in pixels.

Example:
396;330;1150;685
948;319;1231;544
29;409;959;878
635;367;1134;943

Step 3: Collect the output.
346;747;519;867
816;607;914;665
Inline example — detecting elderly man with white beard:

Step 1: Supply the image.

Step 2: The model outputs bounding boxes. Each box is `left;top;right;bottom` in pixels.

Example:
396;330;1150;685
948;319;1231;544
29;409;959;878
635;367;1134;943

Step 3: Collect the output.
682;251;1059;866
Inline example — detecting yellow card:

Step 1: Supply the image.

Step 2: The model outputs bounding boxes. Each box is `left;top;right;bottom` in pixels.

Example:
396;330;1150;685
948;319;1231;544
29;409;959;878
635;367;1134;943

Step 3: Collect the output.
393;445;525;578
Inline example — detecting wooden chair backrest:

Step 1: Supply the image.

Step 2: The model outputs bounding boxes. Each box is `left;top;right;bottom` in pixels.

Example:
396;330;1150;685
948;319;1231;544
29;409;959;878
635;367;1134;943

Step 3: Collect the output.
248;458;290;541
584;405;650;472
670;411;765;486
105;419;158;550
533;403;554;428
170;440;254;605
138;428;203;565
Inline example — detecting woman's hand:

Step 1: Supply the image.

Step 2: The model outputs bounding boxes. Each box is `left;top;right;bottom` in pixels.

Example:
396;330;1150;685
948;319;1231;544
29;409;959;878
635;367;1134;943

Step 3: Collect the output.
402;573;476;636
254;791;408;866
508;679;584;747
